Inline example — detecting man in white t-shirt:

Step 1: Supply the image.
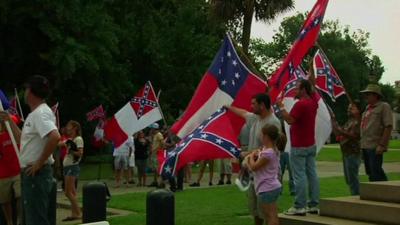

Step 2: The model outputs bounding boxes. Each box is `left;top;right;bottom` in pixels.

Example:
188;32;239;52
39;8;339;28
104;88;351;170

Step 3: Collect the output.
0;76;60;225
113;136;134;187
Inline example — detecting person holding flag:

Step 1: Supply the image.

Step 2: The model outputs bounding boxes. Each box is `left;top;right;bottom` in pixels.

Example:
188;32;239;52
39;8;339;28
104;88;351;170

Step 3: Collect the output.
278;68;320;215
331;101;362;195
226;93;281;225
0;111;22;225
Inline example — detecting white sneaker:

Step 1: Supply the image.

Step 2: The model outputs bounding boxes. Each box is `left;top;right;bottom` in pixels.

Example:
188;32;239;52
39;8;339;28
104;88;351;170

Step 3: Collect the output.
284;207;306;216
306;206;319;214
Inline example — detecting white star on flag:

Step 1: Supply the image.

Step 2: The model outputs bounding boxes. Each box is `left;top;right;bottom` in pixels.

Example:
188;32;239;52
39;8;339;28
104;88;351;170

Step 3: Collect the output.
232;60;237;66
216;138;223;144
164;165;172;174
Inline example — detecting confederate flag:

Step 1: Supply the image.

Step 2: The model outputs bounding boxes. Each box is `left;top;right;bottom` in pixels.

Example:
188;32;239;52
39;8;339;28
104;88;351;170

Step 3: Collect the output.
269;0;329;103
313;49;345;101
86;105;106;121
161;108;241;179
268;0;332;153
104;81;162;148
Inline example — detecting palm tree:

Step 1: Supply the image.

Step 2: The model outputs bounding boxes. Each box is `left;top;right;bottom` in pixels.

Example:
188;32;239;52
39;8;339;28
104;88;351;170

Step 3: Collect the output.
210;0;294;55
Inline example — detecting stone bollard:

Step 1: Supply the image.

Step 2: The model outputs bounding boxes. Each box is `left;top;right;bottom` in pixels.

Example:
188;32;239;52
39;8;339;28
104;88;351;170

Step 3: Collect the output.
146;189;174;225
82;182;107;223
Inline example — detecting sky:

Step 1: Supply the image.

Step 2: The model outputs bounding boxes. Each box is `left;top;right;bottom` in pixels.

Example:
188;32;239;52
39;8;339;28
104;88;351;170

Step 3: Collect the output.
251;0;400;85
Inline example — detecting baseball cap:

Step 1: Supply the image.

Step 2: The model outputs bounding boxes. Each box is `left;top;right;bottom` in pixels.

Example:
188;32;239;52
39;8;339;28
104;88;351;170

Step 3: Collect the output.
149;122;159;129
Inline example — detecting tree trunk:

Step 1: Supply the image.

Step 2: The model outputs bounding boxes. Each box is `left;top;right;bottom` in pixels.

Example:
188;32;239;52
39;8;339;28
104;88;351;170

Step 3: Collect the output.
241;0;254;55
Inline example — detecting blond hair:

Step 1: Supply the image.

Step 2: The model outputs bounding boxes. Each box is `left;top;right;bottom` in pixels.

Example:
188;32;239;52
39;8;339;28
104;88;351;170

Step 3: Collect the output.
67;120;82;136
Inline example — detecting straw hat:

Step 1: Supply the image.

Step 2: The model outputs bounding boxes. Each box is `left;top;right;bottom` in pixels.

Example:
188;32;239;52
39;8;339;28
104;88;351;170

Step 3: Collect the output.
360;84;383;97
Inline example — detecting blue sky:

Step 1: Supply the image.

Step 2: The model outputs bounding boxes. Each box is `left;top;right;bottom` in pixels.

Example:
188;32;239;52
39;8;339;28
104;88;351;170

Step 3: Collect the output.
251;0;399;85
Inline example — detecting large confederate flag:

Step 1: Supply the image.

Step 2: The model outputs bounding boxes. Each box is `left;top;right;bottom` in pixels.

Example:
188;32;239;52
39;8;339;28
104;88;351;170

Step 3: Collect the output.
162;34;267;178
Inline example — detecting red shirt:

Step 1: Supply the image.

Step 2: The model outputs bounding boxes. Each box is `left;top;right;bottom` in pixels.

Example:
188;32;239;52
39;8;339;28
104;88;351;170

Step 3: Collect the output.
0;132;20;178
59;135;68;161
289;94;318;148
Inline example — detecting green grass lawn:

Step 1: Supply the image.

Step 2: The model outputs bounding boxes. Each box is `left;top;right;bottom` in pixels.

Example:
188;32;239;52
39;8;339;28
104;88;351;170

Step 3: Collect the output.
317;147;400;162
389;139;400;149
105;173;400;225
79;163;115;180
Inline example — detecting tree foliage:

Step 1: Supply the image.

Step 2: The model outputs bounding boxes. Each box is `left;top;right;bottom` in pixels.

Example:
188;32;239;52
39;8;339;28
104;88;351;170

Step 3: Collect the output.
0;0;224;153
210;0;294;54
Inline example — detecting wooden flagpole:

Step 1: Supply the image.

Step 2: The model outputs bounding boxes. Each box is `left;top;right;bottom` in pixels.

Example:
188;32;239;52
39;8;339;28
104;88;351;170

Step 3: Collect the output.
149;82;167;127
14;88;25;121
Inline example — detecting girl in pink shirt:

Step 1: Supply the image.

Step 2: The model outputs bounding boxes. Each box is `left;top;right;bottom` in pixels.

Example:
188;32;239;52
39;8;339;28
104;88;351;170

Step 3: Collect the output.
248;124;282;225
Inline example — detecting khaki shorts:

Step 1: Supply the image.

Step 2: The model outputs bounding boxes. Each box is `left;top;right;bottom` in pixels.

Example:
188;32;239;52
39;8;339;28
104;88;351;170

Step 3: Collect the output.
150;154;158;170
114;155;129;170
247;183;264;219
220;159;232;175
0;175;21;203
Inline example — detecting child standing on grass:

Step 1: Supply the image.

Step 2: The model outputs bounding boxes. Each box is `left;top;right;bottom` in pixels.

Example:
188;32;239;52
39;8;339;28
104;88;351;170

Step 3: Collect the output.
248;124;282;225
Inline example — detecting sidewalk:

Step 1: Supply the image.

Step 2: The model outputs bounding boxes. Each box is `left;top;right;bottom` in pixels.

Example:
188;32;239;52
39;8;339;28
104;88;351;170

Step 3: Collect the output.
57;161;400;225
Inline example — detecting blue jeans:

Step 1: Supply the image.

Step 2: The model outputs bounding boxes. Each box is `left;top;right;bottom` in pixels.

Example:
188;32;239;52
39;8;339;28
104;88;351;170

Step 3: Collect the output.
258;187;282;204
280;152;295;194
63;164;80;177
362;148;388;182
342;153;361;195
21;165;54;225
290;146;319;209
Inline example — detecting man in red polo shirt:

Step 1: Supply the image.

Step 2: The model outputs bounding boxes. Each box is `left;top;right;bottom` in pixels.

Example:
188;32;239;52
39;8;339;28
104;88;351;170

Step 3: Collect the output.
0;116;21;225
278;77;320;216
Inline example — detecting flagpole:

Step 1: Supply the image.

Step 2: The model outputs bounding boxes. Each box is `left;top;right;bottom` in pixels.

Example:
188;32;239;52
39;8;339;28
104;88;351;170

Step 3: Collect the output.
315;43;354;104
14;88;25;121
0;98;21;164
157;89;162;101
149;82;167;127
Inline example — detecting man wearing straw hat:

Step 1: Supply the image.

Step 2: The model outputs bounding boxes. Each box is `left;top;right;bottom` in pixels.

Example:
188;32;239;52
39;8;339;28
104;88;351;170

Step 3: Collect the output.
0;75;60;225
360;84;393;182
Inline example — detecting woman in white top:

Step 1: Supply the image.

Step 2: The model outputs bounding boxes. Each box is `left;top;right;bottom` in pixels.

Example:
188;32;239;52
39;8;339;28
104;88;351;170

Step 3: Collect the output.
62;120;84;221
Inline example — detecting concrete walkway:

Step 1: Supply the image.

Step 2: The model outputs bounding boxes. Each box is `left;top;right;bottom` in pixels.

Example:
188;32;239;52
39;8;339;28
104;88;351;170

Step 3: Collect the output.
57;160;400;225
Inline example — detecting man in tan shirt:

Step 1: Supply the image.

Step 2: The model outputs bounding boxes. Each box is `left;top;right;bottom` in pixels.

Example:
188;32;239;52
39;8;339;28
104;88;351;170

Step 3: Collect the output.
360;84;393;181
149;123;164;187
